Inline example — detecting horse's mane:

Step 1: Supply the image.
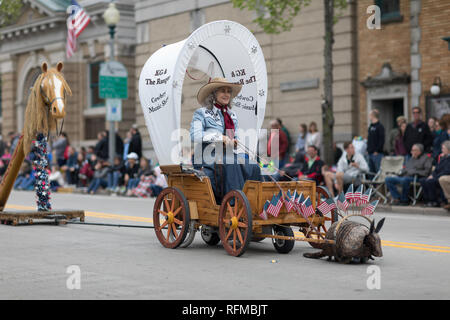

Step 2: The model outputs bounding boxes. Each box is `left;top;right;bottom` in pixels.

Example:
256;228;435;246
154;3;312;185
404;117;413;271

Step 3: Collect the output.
23;68;71;155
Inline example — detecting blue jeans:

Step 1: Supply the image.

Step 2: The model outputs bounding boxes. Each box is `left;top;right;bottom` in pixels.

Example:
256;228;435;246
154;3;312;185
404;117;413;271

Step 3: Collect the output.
14;175;36;190
385;176;414;202
150;184;163;197
88;178;107;193
369;153;383;174
107;171;122;189
127;178;140;190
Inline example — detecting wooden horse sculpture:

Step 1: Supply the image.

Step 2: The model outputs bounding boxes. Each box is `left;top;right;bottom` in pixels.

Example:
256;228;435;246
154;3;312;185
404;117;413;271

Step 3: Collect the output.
0;62;72;211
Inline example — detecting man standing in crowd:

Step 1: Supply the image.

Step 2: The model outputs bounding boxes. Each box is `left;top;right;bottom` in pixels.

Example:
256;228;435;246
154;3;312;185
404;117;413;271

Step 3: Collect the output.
367;109;385;174
385;143;432;206
128;125;142;159
404;107;433;156
267;119;288;168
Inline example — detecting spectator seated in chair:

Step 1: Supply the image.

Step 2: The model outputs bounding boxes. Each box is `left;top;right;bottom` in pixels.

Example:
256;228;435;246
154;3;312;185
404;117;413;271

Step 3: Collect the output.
323;141;369;197
385;143;432;206
419;140;450;207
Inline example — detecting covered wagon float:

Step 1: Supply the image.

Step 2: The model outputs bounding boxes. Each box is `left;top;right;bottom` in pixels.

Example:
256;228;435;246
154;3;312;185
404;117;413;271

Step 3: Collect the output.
139;20;385;260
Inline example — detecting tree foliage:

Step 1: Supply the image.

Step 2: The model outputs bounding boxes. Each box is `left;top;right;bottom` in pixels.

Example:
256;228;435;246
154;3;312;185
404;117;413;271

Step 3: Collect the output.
0;0;22;28
231;0;348;34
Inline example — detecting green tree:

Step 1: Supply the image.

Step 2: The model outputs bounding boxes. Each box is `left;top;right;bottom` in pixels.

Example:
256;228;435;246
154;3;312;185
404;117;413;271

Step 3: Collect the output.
231;0;348;166
0;0;22;28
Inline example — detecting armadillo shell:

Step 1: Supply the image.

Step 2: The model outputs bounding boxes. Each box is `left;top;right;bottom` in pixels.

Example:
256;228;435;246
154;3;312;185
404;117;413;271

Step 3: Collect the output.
335;221;369;258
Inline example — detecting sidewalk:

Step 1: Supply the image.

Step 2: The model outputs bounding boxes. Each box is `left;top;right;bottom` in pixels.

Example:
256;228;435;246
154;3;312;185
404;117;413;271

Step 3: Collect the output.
377;204;450;217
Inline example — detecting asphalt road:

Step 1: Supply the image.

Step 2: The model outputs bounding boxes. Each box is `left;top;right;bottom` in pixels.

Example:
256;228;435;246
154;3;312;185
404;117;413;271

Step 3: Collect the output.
1;190;450;300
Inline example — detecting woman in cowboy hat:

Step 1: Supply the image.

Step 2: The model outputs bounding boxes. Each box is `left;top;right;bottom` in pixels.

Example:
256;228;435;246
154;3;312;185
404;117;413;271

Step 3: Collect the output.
190;77;261;203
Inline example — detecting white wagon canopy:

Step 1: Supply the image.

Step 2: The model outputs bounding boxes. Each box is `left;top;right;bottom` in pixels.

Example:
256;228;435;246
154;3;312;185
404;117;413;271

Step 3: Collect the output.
138;20;268;165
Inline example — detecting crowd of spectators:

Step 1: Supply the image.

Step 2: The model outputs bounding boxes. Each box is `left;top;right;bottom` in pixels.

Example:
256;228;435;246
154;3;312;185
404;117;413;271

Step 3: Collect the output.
2;108;450;209
0;125;167;198
268;109;450;210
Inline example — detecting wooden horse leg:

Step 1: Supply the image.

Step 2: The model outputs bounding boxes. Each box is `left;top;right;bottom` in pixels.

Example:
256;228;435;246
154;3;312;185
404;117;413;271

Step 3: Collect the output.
0;135;25;211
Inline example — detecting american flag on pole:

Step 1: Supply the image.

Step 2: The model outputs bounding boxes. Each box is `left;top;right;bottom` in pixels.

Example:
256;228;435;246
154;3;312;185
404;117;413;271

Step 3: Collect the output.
353;184;364;205
301;196;315;217
292;192;305;215
361;200;379;216
66;0;91;59
283;190;295;212
345;184;354;203
267;191;283;217
359;188;373;206
259;201;270;220
317;198;336;215
337;192;349;212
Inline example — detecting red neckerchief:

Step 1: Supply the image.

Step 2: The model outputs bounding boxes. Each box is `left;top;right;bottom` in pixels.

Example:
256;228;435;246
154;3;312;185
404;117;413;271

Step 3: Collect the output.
214;103;235;137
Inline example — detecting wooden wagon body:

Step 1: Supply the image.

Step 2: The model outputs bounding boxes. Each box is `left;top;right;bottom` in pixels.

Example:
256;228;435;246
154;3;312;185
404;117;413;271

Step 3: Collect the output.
153;165;336;256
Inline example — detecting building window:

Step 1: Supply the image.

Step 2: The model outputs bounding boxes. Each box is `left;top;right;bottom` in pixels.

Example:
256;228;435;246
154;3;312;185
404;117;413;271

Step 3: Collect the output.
89;61;105;108
85;117;105;140
375;0;402;23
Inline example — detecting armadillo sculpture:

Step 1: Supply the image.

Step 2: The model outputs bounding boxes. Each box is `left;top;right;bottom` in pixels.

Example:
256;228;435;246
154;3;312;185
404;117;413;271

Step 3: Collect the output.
304;217;385;264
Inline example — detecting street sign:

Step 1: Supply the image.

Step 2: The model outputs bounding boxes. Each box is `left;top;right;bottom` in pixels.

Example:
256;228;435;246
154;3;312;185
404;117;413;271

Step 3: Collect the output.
106;98;122;122
99;61;128;99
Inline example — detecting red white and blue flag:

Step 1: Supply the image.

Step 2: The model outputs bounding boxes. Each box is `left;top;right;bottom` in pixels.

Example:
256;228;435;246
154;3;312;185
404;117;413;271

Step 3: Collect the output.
283;190;294;212
359;188;373;206
259;201;270;220
345;184;354;203
362;200;379;216
337;192;349;212
301;196;315;217
267;191;283;217
66;0;91;59
317;198;336;215
353;184;364;205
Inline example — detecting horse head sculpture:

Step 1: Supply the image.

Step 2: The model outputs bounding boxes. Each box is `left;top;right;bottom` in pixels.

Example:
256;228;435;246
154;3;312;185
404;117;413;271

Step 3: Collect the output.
23;61;72;154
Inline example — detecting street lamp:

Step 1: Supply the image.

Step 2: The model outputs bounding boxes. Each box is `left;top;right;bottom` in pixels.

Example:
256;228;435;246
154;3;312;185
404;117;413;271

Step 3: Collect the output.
103;1;120;165
430;77;441;96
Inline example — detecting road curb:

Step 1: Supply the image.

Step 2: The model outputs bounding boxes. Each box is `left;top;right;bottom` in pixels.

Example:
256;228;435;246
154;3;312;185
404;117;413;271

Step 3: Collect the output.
378;205;450;217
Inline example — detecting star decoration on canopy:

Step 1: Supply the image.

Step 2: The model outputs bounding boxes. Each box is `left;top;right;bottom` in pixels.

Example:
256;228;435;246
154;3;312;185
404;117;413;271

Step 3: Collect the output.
251;46;258;54
172;81;179;88
224;25;231;34
187;42;196;50
259;89;265;97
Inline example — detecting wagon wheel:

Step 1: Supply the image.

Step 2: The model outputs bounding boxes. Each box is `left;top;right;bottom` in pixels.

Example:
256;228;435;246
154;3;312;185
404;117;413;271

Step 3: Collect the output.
179;220;197;248
153;187;190;249
218;190;252;257
302;186;338;249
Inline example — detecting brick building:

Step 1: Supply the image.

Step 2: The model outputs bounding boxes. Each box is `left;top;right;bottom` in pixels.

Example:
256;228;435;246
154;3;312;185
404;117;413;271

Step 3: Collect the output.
0;0;137;149
358;0;450;150
2;0;448;160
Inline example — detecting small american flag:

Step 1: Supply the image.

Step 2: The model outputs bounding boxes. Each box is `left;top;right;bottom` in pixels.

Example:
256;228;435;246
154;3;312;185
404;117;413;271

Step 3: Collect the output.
317;198;336;215
283;190;295;212
345;184;354;203
259;201;270;220
267;192;283;217
353;184;364;205
337;192;349;212
361;200;379;216
301;196;315;217
66;0;91;59
359;188;373;206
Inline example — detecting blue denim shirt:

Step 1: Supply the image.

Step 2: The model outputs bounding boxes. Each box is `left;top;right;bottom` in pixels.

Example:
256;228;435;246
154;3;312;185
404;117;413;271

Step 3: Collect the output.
190;106;239;143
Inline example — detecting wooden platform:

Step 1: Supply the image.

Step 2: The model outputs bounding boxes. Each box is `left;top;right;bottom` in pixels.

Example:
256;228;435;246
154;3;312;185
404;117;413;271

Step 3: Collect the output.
0;210;85;226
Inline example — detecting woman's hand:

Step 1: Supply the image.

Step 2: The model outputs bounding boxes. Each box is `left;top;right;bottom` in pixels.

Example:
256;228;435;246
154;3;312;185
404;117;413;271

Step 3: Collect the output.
222;135;234;146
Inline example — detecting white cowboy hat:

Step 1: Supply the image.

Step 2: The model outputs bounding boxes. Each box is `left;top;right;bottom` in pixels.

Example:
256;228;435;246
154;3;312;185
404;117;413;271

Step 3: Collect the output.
196;77;242;105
